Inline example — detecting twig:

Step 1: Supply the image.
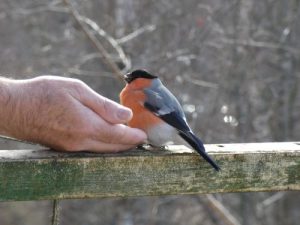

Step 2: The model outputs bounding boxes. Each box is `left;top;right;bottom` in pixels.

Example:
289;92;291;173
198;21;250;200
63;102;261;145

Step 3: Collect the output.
79;16;131;73
186;77;219;89
67;68;117;78
72;53;122;70
51;199;61;225
205;194;241;225
62;0;126;83
67;52;126;78
116;24;156;44
13;0;69;15
11;0;131;79
218;38;300;56
256;192;285;211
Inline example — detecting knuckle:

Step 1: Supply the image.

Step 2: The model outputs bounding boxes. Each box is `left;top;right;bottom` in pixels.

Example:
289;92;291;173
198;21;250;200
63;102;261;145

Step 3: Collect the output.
101;97;112;116
69;79;88;98
73;79;86;88
100;98;124;122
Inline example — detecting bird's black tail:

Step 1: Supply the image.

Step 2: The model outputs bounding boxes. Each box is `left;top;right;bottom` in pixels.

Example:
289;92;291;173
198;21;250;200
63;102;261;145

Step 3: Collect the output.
179;131;220;171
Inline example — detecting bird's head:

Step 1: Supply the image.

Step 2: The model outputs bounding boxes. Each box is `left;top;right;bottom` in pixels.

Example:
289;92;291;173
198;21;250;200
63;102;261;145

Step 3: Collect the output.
124;70;157;83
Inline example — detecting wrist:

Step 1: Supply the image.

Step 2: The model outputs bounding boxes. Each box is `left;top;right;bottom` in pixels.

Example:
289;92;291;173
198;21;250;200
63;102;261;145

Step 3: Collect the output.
0;78;29;138
0;77;11;105
0;78;16;136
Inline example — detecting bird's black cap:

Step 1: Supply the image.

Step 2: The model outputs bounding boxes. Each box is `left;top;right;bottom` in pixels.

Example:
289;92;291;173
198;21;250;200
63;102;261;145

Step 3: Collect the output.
124;70;158;83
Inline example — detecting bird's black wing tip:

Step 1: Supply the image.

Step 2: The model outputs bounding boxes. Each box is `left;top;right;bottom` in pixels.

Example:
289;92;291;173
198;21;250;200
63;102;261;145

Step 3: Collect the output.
210;161;221;172
214;166;221;172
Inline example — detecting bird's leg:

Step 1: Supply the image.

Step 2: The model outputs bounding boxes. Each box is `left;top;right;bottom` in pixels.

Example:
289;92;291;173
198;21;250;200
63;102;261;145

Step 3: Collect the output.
159;145;168;150
136;143;148;150
147;144;167;151
137;144;166;151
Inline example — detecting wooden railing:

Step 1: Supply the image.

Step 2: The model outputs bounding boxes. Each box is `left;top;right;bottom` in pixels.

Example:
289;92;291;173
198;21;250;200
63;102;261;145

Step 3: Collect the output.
1;142;300;225
0;142;299;202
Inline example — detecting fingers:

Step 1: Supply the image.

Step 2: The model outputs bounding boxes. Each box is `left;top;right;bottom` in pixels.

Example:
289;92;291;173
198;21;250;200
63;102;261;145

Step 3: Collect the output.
61;125;146;153
95;123;147;145
81;140;138;153
78;85;133;124
81;116;147;152
78;91;147;151
80;99;147;146
60;106;147;152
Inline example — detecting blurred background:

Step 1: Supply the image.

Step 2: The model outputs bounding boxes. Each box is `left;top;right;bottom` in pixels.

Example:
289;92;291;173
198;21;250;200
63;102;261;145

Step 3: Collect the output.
0;0;300;224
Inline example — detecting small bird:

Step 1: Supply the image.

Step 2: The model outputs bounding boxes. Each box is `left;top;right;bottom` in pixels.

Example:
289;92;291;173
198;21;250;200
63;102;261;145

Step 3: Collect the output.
120;70;220;171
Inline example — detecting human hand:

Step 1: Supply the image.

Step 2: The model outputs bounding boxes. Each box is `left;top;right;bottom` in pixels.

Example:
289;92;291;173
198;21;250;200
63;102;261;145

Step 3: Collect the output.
0;76;146;152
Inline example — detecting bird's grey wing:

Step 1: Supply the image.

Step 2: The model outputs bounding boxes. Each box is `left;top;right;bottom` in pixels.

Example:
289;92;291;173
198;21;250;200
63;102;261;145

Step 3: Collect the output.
143;79;191;132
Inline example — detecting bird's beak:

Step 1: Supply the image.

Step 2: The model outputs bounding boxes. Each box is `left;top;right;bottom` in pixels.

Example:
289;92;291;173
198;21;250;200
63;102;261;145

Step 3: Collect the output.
124;74;131;83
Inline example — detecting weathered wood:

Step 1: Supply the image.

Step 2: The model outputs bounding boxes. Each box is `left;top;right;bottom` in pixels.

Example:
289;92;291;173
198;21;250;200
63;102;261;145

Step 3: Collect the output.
0;142;299;201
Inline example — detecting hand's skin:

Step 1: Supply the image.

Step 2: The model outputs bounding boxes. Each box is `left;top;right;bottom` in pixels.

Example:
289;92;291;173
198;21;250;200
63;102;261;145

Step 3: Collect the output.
0;76;146;152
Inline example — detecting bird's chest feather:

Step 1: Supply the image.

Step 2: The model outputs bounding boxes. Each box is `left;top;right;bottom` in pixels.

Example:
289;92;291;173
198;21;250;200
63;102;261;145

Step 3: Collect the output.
120;83;180;146
120;88;161;130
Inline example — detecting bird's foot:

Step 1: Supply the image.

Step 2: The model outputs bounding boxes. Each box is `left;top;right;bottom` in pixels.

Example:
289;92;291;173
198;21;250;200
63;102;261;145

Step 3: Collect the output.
137;144;166;151
136;144;149;150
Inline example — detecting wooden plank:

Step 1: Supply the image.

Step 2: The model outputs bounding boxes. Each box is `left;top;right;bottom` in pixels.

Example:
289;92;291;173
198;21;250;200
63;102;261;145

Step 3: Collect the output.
0;142;299;201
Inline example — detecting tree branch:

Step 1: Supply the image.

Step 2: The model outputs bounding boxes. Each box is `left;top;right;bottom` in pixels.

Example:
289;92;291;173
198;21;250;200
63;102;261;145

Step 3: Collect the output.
205;194;241;225
62;0;127;83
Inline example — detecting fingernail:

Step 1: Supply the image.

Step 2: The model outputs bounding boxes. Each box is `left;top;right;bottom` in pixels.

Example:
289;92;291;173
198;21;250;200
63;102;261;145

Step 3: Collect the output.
117;108;132;121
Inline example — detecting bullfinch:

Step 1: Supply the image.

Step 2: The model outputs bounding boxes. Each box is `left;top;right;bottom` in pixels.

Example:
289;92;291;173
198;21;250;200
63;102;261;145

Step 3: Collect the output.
120;70;220;171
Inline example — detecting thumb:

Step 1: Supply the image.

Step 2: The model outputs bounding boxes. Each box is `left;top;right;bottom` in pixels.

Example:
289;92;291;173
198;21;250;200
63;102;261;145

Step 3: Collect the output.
79;86;133;124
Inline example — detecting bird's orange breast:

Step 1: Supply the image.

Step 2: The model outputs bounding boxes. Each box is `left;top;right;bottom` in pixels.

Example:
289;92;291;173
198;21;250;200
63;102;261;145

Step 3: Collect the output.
120;80;162;131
